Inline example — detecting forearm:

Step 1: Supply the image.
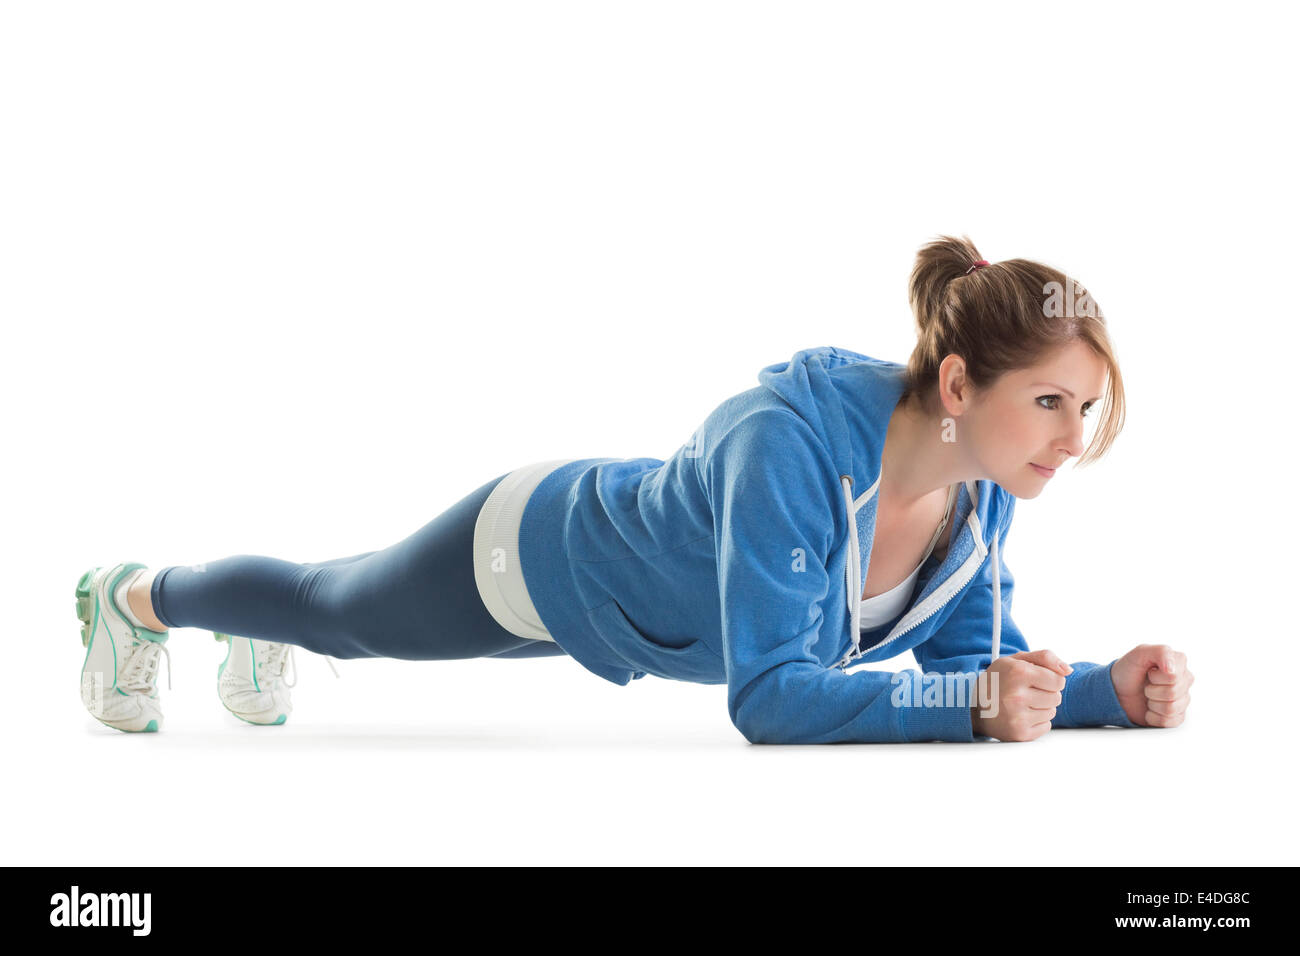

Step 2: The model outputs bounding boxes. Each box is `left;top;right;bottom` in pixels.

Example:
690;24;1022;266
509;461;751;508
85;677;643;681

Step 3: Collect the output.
734;665;977;744
1051;660;1135;728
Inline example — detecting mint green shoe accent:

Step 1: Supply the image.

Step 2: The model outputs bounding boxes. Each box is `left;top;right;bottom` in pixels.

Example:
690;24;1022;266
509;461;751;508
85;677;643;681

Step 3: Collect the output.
88;714;160;733
216;632;232;679
75;568;97;648
219;696;289;726
249;639;261;693
223;707;288;727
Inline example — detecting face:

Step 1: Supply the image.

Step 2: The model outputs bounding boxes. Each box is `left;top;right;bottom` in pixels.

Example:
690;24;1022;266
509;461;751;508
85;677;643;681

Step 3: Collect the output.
943;341;1107;499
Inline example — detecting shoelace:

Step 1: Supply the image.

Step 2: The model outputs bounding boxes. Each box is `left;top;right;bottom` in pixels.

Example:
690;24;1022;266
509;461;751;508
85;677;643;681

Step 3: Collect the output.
256;641;341;687
121;637;172;694
261;641;297;688
280;645;298;688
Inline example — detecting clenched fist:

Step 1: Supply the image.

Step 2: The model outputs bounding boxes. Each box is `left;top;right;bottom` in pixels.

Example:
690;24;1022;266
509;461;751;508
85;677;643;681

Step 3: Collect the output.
971;649;1071;742
1110;644;1193;728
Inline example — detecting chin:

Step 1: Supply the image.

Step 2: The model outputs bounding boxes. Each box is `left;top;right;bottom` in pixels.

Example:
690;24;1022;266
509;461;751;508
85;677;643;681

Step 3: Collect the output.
995;472;1042;500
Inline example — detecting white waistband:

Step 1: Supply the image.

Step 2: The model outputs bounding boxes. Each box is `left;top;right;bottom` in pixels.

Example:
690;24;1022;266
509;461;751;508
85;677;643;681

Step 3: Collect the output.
472;459;581;643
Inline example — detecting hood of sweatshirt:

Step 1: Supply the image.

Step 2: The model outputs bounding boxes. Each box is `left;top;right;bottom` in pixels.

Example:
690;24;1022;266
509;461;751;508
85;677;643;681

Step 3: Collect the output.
756;345;1006;670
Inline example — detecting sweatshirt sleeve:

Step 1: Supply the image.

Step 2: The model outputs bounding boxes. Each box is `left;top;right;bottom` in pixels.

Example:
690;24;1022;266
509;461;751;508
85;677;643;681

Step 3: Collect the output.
702;409;976;744
910;491;1136;733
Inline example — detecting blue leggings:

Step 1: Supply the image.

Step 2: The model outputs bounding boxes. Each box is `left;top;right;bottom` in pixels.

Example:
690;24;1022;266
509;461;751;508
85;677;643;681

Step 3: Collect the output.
148;471;570;662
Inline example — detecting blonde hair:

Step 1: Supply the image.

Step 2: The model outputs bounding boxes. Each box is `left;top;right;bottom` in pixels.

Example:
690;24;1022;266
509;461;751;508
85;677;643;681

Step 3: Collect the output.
900;233;1125;467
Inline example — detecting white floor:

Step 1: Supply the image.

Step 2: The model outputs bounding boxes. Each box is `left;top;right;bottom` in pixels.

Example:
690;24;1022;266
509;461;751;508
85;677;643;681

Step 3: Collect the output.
11;636;1290;866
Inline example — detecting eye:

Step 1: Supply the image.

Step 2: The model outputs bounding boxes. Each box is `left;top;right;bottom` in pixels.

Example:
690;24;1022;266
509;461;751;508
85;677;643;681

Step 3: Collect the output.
1038;395;1094;417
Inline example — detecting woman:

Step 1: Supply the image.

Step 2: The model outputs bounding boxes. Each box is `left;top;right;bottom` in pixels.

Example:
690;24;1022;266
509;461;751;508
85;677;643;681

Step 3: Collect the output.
75;235;1193;741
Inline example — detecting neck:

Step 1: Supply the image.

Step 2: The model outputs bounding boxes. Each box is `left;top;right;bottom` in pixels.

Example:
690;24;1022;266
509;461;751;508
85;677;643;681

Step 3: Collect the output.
879;393;977;507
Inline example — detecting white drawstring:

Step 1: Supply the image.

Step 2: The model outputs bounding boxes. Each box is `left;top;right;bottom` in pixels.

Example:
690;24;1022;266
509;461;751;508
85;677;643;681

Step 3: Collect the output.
839;475;864;668
989;528;1001;663
967;479;1001;666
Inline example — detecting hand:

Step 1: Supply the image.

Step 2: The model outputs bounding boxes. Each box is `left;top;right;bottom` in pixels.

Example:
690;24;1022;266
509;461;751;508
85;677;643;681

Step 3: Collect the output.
971;649;1071;742
1110;644;1193;728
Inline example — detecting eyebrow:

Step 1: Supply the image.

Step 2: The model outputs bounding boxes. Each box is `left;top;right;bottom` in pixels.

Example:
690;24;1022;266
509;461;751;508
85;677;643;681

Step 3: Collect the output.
1031;382;1101;403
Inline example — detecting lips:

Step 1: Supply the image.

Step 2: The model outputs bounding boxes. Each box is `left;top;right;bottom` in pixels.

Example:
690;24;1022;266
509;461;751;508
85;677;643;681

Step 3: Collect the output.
1030;462;1057;476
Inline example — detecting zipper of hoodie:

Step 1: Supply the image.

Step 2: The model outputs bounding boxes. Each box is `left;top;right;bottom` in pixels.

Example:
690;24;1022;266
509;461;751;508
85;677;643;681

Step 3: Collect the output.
834;479;990;672
835;535;988;670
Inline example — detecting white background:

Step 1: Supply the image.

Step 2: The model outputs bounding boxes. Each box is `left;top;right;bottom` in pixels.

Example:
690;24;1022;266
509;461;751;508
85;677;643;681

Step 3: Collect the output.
3;0;1296;865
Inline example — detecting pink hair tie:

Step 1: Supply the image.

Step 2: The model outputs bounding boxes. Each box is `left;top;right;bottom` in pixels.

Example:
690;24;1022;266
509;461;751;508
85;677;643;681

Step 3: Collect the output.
964;260;990;275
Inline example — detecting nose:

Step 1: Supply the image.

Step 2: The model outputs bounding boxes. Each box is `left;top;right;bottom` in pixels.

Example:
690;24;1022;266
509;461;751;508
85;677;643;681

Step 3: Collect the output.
1056;416;1086;462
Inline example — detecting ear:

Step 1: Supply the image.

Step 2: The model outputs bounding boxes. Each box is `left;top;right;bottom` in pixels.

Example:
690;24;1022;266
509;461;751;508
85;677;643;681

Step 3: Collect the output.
937;354;973;415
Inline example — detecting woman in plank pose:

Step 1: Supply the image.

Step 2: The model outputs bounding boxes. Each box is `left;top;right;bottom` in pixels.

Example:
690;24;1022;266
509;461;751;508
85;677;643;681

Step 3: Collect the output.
76;234;1193;741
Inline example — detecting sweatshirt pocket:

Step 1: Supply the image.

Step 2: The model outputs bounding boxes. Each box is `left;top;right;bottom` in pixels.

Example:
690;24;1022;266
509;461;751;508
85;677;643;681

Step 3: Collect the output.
586;599;726;685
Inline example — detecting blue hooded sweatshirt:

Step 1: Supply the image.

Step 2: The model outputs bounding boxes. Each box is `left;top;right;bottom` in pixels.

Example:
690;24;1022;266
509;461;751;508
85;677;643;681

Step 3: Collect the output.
517;346;1136;743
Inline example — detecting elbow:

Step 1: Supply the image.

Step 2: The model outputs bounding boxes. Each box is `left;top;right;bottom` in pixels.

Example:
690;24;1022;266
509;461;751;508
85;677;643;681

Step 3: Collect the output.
729;687;801;745
732;713;771;745
732;715;786;745
728;662;829;745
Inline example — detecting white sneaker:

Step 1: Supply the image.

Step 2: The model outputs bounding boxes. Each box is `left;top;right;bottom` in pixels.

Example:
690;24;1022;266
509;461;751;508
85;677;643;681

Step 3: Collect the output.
215;633;295;725
75;562;171;733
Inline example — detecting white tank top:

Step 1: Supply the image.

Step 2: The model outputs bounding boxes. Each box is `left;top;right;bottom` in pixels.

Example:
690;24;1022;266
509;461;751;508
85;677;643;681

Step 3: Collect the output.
858;482;958;632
